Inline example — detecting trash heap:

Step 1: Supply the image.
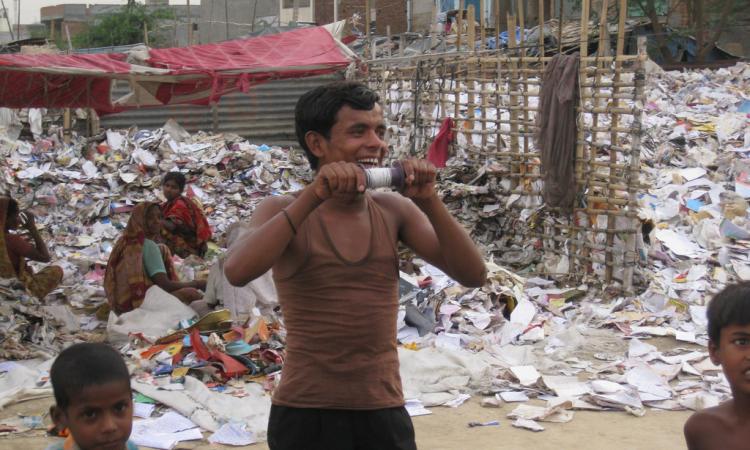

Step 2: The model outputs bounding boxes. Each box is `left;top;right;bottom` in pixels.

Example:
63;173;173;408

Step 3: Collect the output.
0;62;748;442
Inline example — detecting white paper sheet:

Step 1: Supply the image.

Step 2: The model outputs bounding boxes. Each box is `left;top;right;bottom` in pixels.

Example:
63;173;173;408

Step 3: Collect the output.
498;391;529;402
654;229;704;257
404;399;432;417
133;402;155;419
510;365;540;387
208;423;256;446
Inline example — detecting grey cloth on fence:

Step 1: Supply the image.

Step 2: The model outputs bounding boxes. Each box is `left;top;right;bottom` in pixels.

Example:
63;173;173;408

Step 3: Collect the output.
535;52;580;209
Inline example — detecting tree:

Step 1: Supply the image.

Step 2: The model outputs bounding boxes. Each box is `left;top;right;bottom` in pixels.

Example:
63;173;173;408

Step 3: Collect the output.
632;0;743;64
72;3;175;49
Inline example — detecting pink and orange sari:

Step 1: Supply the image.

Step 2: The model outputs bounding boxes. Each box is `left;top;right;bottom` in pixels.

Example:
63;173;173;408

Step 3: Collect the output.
104;202;178;314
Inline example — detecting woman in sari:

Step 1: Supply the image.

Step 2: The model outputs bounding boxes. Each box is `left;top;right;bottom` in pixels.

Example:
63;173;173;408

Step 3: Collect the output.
104;202;206;315
160;172;212;258
0;197;63;300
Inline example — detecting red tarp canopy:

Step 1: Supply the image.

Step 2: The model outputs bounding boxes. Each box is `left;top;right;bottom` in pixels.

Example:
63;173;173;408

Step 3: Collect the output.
0;27;353;113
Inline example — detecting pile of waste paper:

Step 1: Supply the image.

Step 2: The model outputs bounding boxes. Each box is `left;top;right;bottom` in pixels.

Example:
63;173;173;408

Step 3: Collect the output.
0;61;748;445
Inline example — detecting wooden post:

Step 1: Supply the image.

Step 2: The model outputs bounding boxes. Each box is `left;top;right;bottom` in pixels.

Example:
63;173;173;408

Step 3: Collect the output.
212;103;219;134
64;24;73;52
365;0;370;38
507;13;519;189
457;0;464;51
89;109;100;137
467;4;476;54
333;0;338;22
518;0;529;161
494;0;500;41
570;0;590;276
599;0;614;282
387;25;392;57
538;0;545;61
63;109;72;144
144;21;149;46
480;0;486;51
623;28;646;292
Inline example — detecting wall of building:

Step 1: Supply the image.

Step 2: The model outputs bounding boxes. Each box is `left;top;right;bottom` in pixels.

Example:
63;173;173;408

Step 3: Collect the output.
279;0;314;24
315;0;407;33
199;0;279;43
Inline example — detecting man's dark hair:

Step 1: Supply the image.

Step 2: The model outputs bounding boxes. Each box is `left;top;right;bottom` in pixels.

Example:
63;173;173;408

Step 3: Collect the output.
163;172;186;191
295;81;380;170
50;343;130;410
707;282;750;344
5;197;18;219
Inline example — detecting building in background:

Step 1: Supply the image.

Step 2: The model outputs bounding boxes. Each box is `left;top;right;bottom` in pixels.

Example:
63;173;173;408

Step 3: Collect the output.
199;0;279;43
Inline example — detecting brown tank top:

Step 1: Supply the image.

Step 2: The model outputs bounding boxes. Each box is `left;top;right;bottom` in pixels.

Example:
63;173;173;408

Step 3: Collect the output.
272;194;403;409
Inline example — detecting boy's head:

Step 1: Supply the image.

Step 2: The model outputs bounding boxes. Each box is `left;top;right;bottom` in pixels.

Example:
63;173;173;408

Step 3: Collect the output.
50;343;133;450
295;81;387;171
162;171;186;201
707;282;750;396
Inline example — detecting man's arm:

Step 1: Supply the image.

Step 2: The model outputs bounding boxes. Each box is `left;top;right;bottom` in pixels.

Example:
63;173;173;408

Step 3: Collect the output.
395;194;486;287
225;161;366;287
224;188;320;287
392;159;487;288
18;213;51;263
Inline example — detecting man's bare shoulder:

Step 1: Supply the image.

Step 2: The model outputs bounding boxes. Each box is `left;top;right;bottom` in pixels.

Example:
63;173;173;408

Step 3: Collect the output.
684;402;735;449
369;191;411;212
255;194;296;211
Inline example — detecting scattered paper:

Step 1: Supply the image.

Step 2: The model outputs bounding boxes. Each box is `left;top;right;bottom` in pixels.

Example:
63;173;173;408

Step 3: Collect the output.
512;418;544;432
133;402;155;419
208;423;256;446
405;399;432;417
510;365;541;387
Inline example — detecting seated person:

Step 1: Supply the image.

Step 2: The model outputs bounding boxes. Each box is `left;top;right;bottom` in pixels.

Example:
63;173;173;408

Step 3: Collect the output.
203;222;277;321
160;172;212;258
684;282;750;450
47;342;138;450
0;196;63;299
104;202;206;315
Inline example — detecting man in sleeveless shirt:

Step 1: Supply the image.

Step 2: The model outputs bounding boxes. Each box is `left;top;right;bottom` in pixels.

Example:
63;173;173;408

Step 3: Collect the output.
225;82;487;450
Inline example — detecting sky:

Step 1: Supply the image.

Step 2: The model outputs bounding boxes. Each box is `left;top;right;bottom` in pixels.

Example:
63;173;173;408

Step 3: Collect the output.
16;1;188;24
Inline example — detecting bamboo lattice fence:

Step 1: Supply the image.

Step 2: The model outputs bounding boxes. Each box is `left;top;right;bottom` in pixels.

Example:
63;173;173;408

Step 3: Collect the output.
363;0;647;291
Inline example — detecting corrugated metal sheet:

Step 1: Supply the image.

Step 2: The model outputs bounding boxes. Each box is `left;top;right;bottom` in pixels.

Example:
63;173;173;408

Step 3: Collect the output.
100;74;340;146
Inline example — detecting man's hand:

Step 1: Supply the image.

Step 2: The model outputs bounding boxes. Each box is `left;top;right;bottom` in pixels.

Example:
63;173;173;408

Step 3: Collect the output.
190;279;207;291
311;162;366;201
20;212;36;232
400;159;437;200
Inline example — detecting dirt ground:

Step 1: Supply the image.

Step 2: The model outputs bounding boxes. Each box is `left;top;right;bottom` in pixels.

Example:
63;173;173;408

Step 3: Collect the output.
0;396;691;450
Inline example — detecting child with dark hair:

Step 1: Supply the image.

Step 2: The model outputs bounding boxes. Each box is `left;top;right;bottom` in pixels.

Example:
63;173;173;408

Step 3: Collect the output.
47;343;138;450
160;172;212;258
684;282;750;450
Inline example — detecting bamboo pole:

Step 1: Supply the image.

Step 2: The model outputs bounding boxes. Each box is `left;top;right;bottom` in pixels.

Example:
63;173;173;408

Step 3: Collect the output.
480;0;486;51
538;0;545;62
457;0;464;51
507;13;519;189
467;4;476;52
569;0;590;277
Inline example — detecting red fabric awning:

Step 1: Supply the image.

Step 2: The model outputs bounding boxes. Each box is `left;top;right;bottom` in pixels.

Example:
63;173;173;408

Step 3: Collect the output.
0;27;353;113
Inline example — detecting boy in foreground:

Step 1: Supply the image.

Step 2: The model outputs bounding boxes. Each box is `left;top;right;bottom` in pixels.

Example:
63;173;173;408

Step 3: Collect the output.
684;282;750;450
47;343;138;450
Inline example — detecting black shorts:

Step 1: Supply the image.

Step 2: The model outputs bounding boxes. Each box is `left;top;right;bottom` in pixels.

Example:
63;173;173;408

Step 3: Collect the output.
267;404;417;450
